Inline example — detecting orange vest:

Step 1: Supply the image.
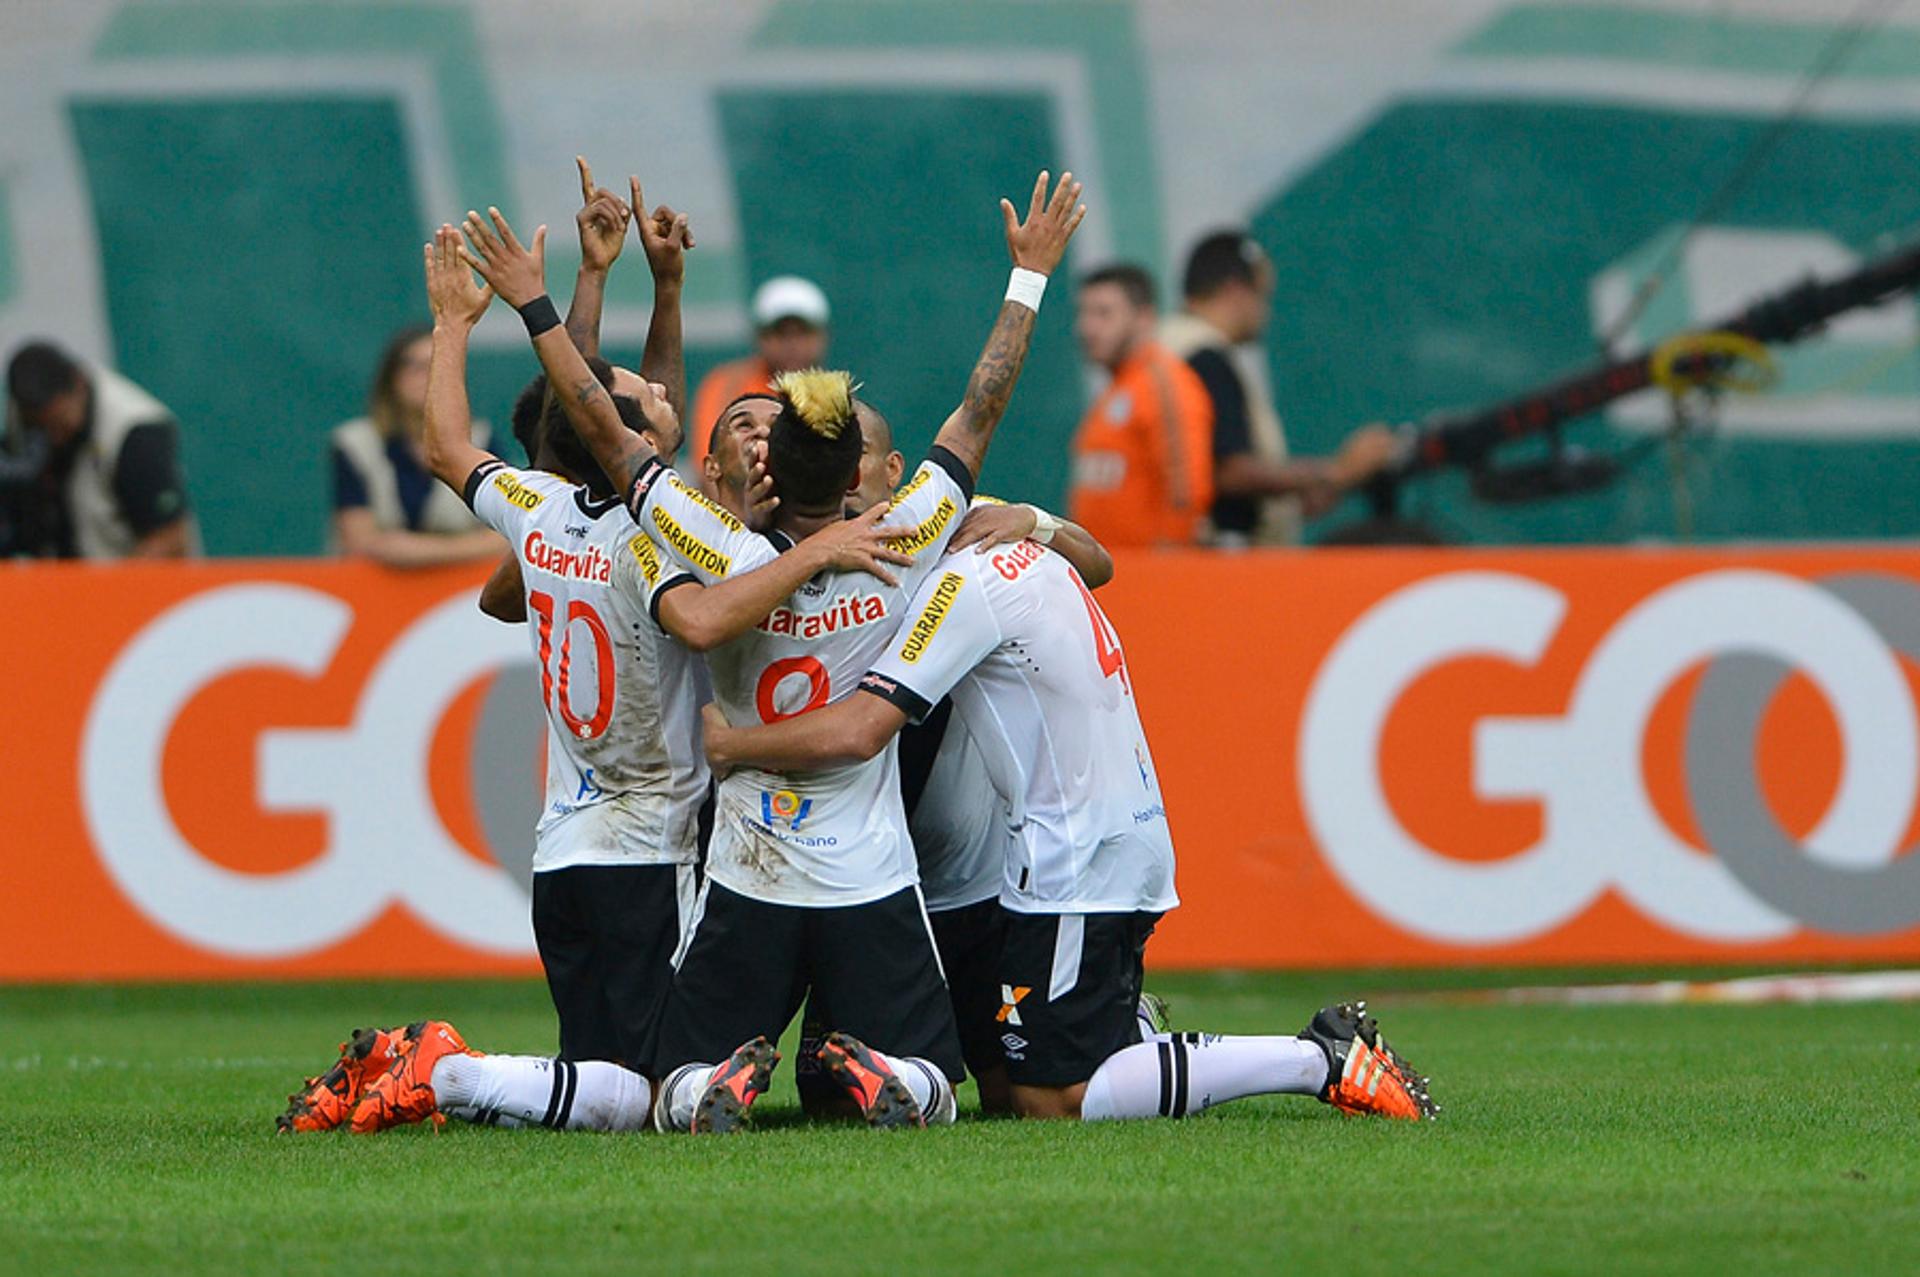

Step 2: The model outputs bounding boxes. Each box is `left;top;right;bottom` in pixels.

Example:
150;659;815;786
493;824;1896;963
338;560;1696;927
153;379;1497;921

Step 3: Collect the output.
1067;342;1214;547
689;356;776;472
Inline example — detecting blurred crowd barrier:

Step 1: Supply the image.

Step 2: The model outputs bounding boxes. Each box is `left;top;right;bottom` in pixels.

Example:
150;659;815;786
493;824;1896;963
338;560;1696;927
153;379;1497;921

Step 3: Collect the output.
8;548;1920;982
7;1;1920;553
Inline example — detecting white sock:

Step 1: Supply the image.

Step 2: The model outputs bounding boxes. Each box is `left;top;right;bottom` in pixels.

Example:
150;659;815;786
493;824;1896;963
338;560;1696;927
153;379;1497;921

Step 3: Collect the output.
1080;1034;1329;1121
655;1061;711;1133
430;1054;652;1132
871;1051;957;1126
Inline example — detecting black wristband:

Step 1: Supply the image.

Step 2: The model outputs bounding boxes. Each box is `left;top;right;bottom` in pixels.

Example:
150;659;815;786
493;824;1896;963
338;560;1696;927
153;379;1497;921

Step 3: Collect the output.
517;294;562;338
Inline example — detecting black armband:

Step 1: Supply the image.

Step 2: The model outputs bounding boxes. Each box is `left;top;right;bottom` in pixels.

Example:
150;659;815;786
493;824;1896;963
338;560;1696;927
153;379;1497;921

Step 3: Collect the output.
859;671;933;724
517;294;563;338
623;454;670;523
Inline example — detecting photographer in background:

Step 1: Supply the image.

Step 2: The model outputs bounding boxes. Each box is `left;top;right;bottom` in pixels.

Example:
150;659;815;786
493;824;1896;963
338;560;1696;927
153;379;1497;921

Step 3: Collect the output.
3;340;196;558
1163;230;1395;547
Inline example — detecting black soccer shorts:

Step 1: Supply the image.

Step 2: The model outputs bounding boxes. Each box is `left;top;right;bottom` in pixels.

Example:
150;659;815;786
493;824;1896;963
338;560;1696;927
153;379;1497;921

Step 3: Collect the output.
650;882;965;1082
929;896;1010;1082
995;909;1162;1088
531;862;695;1074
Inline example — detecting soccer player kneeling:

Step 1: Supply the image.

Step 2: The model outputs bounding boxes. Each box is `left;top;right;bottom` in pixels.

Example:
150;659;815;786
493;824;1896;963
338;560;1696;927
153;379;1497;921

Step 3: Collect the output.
704;536;1438;1123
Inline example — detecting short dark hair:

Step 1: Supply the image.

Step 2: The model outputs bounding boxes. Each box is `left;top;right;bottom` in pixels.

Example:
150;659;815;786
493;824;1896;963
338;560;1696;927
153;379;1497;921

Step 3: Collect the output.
509;376;547;462
510;358;637;498
1079;264;1157;310
7;341;83;413
1183;230;1267;301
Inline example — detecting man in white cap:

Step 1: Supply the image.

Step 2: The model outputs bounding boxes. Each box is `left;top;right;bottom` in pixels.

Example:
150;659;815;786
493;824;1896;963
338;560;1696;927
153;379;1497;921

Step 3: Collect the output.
688;275;830;474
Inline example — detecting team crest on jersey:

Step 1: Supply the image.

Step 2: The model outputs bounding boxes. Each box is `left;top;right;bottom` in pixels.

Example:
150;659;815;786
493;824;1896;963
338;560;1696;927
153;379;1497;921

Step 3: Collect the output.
667;475;745;532
492;472;544;510
650;507;732;577
758;592;888;639
523;530;612;584
628;533;663;586
760;788;812;832
898;572;963;663
892;497;957;557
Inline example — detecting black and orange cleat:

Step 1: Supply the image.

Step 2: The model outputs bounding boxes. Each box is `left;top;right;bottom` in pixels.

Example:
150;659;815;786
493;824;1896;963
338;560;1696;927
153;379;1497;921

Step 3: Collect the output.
816;1031;923;1129
688;1036;780;1134
1299;1000;1438;1122
349;1020;476;1134
275;1026;400;1134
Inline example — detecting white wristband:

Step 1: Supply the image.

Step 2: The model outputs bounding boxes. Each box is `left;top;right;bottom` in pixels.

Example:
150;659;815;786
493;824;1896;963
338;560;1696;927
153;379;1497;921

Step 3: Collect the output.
1006;267;1048;313
1023;504;1064;545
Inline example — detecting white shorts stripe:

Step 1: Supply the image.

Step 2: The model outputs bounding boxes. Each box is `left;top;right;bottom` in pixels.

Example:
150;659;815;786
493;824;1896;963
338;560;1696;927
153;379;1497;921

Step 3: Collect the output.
670;876;711;971
1048;914;1085;1003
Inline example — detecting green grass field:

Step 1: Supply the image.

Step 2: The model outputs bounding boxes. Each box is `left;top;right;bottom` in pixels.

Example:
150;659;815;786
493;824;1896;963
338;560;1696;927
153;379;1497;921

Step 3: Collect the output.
3;970;1916;1275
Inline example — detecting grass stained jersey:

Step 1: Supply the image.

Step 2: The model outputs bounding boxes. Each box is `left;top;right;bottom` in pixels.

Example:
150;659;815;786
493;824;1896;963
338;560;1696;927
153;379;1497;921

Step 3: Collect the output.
469;461;706;871
637;455;973;906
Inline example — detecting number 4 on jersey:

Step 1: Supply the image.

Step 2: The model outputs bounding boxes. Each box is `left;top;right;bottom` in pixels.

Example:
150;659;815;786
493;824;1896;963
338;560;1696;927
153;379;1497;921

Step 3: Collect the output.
1071;573;1130;693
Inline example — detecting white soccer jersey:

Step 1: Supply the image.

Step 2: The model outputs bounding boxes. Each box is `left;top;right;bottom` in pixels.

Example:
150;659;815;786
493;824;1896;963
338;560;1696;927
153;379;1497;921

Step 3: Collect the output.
468;460;706;872
631;452;973;906
905;713;1011;912
862;541;1179;915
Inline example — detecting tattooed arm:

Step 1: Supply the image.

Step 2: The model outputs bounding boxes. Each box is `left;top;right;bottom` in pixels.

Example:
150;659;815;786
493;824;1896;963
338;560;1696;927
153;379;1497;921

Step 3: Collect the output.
461;205;668;496
932;171;1086;478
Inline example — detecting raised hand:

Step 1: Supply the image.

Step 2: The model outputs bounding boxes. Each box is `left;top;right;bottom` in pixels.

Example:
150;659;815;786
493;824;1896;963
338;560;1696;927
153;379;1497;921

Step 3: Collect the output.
948;501;1038;554
800;500;913;587
575;156;631;274
1001;170;1086;275
424;224;493;329
742;435;779;532
631;176;694;285
460;206;548;309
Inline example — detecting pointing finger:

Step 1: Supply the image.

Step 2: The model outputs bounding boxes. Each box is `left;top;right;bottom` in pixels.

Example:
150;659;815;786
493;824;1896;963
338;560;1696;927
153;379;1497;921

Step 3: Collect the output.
576;155;594;206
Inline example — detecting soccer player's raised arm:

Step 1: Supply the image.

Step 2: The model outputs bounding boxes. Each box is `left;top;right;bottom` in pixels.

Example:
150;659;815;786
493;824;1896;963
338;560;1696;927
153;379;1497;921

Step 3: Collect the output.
631;175;694;423
460;206;662;503
703;697;909;775
931;171;1087;479
419;225;498;491
563;156;631;359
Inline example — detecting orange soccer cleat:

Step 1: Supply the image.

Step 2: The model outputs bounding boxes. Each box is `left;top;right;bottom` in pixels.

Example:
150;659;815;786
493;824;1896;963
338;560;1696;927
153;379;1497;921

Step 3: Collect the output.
685;1036;780;1134
815;1031;923;1129
349;1020;477;1134
1300;1001;1438;1122
276;1026;401;1134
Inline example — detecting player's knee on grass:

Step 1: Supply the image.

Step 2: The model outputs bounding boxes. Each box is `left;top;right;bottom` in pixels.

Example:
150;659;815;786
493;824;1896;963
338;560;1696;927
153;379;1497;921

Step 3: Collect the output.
1011;1080;1087;1120
974;1064;1015;1116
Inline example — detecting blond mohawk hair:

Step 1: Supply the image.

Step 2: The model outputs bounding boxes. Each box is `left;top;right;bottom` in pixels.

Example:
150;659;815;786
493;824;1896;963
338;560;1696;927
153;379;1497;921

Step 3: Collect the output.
773;368;859;440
